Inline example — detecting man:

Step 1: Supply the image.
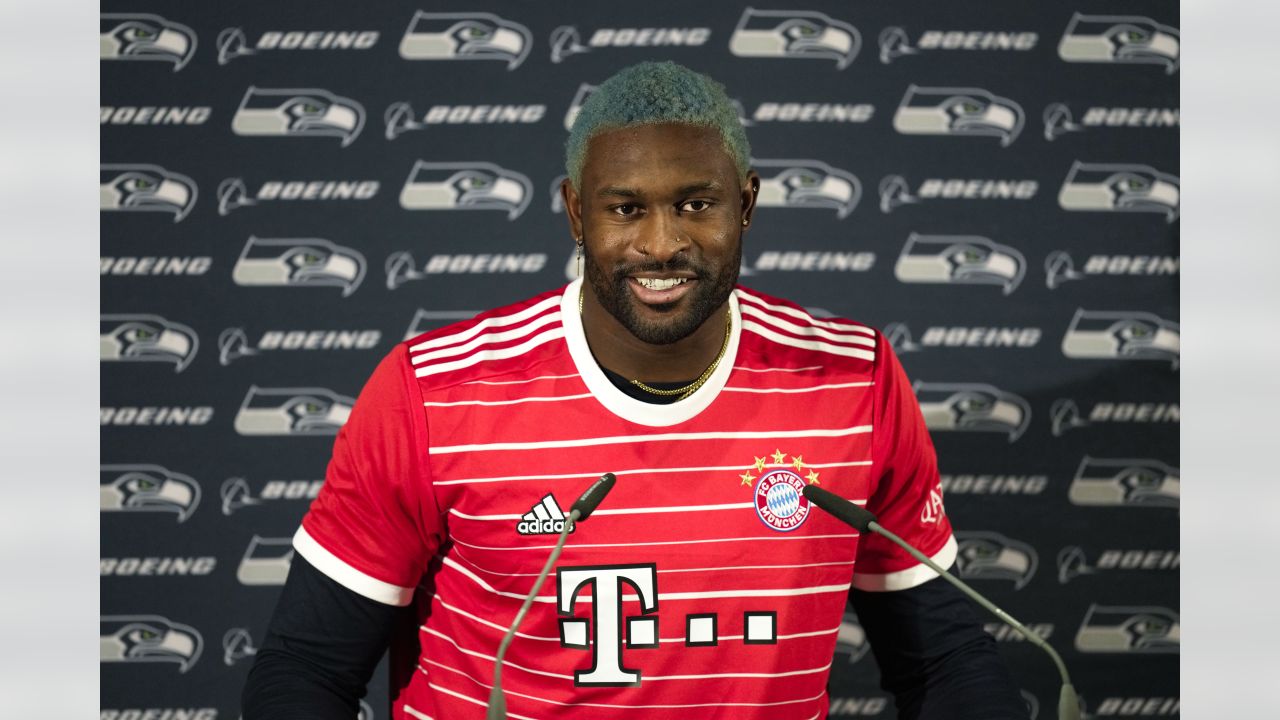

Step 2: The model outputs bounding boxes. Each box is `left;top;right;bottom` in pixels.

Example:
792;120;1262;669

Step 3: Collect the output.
244;61;1027;720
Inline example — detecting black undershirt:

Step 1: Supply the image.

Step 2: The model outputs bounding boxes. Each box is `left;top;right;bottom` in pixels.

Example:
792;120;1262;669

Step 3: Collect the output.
600;364;690;403
243;368;1028;719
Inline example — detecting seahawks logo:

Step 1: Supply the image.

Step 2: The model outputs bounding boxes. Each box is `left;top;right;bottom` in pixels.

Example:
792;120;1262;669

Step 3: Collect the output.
399;161;532;220
100;314;198;372
754;159;861;218
914;382;1031;442
893;85;1024;146
1058;14;1179;74
1075;604;1179;653
954;532;1038;590
100;164;197;222
232;236;366;297
237;535;294;585
101;615;202;672
1061;309;1179;368
1069;456;1179;509
231;86;365;147
100;13;196;71
729;8;861;69
234;385;354;436
1058;162;1179;222
100;464;201;522
894;234;1025;295
399;11;531;69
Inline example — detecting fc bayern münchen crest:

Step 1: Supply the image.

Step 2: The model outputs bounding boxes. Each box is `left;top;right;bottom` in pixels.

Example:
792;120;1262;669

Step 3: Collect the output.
754;470;811;531
738;449;820;532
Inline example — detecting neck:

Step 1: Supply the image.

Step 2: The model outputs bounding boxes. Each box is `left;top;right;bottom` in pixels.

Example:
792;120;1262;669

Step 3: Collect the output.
579;285;730;384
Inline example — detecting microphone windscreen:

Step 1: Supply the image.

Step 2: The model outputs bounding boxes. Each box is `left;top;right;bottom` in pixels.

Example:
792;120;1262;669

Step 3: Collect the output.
802;485;877;532
570;472;616;521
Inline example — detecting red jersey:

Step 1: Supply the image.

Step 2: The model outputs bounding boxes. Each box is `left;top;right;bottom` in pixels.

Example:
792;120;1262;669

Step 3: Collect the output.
297;280;956;720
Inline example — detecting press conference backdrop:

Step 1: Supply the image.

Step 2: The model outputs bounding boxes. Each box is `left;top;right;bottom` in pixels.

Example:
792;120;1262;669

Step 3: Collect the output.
100;2;1179;718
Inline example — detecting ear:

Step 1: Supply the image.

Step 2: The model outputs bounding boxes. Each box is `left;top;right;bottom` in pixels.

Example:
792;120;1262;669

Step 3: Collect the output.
560;178;583;240
740;170;761;229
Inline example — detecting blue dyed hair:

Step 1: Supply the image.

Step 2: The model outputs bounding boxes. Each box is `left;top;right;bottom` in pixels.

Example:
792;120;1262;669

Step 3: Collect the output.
565;61;751;189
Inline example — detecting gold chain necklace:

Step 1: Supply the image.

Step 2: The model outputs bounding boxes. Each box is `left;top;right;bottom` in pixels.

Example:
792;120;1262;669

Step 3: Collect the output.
630;307;732;400
579;285;732;401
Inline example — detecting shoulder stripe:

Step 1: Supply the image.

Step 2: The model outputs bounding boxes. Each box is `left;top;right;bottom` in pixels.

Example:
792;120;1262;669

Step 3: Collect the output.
429;424;871;455
414;327;565;379
740;303;876;347
737;290;876;336
462;372;580;386
742;319;876;362
408;295;560;354
410;311;561;365
423;392;591;408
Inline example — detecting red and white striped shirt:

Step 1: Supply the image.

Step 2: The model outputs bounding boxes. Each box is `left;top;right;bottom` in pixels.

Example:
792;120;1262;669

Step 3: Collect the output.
297;280;956;720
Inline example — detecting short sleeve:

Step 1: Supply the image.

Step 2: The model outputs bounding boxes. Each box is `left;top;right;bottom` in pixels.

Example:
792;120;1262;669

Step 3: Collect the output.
295;344;443;606
851;332;957;592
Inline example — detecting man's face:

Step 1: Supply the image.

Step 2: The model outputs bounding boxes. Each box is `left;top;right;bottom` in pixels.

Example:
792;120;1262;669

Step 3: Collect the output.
566;123;756;345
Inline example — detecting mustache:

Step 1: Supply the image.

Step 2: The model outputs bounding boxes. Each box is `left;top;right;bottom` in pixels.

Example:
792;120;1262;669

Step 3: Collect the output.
609;257;709;279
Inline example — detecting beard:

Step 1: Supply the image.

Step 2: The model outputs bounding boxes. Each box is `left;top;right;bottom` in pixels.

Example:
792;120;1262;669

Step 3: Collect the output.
584;243;741;346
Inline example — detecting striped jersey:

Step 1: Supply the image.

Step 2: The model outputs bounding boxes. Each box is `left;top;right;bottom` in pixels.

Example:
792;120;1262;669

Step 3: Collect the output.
297;280;956;720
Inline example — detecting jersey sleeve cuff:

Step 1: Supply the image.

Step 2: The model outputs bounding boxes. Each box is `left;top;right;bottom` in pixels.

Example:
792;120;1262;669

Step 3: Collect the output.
851;533;958;592
293;526;416;606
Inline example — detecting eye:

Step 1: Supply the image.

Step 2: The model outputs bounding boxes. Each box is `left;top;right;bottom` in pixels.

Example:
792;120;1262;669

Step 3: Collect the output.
611;204;640;217
679;200;711;213
306;403;323;413
960;102;981;113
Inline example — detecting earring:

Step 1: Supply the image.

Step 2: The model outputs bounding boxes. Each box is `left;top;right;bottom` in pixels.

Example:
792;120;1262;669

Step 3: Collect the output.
575;237;583;278
741;218;749;226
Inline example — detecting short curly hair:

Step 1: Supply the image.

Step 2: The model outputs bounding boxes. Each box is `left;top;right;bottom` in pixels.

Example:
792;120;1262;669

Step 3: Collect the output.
565;61;751;189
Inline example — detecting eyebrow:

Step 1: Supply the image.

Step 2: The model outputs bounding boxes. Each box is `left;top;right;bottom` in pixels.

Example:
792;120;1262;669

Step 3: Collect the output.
595;180;725;200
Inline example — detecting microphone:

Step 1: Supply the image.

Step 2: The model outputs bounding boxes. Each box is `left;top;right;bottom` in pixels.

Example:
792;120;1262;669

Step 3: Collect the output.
802;485;1081;720
486;473;617;720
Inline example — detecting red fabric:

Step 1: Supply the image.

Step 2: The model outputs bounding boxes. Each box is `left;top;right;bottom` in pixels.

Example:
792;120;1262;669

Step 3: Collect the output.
298;286;953;720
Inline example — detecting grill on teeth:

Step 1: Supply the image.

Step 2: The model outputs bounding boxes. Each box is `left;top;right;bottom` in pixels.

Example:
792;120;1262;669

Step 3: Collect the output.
637;277;687;290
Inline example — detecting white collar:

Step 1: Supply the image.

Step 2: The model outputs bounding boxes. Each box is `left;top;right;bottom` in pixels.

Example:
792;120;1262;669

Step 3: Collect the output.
560;278;741;427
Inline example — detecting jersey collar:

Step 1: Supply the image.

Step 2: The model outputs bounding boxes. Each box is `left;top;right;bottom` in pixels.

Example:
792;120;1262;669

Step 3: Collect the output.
561;278;741;427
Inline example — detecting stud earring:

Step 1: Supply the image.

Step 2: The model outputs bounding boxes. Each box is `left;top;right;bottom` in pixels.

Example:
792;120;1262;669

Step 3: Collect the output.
741;218;749;226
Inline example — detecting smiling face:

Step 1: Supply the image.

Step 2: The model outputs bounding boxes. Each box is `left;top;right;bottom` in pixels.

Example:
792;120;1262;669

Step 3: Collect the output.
564;123;757;346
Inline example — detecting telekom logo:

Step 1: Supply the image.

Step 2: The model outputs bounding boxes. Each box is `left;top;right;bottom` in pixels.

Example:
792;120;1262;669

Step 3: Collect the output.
556;564;658;686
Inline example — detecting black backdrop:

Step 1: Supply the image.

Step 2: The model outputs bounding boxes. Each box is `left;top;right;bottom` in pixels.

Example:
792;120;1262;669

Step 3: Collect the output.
101;3;1179;718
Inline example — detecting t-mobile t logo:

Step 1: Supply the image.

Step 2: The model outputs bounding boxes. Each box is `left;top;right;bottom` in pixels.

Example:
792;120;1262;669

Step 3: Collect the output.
556;563;658;686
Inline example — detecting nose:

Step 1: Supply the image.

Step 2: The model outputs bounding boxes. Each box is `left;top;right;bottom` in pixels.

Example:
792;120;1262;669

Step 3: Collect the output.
633;211;686;264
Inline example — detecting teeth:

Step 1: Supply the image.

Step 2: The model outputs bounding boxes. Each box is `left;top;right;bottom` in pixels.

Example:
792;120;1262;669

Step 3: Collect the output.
637;277;687;291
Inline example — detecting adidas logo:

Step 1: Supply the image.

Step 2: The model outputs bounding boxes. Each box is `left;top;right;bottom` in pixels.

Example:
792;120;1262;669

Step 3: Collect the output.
516;494;573;535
